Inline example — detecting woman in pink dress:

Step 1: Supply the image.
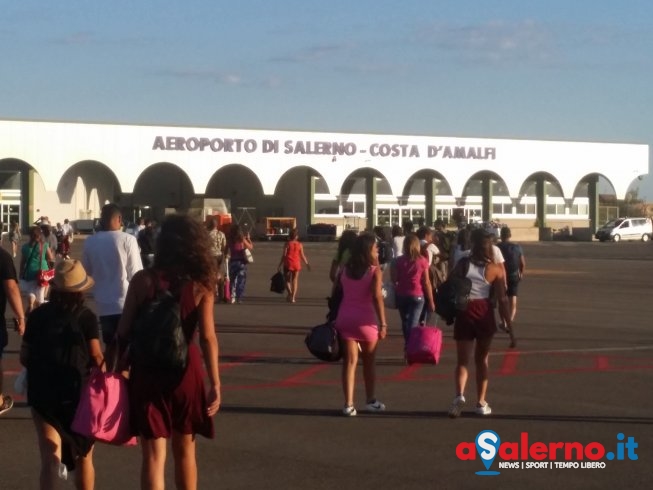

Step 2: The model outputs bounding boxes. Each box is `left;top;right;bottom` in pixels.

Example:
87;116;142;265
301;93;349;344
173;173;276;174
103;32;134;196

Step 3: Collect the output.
278;228;310;303
334;233;388;416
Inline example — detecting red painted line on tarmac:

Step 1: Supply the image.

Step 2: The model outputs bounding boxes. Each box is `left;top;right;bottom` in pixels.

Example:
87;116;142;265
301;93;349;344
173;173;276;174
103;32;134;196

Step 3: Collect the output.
220;362;653;391
498;351;520;375
390;363;423;381
501;364;653;377
408;363;653;383
277;364;329;386
225;375;340;391
223;382;284;391
594;356;610;370
219;352;264;370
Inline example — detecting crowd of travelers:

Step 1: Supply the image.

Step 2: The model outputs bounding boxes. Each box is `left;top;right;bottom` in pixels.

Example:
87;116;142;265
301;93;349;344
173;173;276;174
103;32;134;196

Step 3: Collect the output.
329;219;523;418
0;209;525;489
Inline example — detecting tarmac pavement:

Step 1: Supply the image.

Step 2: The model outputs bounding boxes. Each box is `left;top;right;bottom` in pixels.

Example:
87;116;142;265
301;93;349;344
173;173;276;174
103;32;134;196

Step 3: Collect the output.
1;236;652;489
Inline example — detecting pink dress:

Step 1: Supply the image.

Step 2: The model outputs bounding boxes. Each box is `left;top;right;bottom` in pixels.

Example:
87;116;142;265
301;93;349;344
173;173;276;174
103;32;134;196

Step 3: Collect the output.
334;266;379;342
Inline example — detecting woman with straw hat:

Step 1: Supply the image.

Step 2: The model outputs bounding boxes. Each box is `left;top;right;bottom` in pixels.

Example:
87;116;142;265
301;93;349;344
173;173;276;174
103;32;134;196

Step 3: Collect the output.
20;259;103;489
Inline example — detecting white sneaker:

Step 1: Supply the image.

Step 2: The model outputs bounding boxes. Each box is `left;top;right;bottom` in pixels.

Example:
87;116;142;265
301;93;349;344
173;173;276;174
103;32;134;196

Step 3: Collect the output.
475;402;492;416
342;405;357;417
448;395;466;418
58;462;68;481
365;399;386;412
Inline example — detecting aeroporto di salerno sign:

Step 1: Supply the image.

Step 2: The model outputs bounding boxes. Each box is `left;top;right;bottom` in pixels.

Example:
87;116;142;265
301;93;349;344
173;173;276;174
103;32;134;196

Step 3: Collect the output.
152;135;497;160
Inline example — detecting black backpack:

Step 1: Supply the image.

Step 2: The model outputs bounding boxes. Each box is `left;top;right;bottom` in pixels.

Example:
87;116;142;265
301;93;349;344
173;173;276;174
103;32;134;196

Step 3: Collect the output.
376;238;391;265
435;258;472;325
434;230;454;262
130;279;188;375
137;228;156;255
24;305;90;404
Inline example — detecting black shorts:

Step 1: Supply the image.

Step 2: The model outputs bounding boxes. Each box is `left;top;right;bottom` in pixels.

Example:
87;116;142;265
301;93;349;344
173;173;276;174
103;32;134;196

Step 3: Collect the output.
454;299;497;341
506;276;520;297
0;321;8;359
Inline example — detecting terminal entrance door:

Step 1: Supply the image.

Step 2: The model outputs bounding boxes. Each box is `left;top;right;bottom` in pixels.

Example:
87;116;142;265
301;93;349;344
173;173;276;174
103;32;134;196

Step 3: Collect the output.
0;202;20;232
1;169;23;231
377;206;424;227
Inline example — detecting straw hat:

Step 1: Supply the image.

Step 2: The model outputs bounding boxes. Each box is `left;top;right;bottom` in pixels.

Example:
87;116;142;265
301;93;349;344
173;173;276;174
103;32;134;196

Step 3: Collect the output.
51;260;95;292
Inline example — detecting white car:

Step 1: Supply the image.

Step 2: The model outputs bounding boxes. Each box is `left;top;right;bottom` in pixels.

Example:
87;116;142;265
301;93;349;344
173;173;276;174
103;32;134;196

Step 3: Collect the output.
595;217;652;242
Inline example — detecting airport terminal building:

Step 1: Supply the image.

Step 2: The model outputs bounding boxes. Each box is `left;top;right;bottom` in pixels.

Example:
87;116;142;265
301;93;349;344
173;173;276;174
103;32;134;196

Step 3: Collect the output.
0;119;649;238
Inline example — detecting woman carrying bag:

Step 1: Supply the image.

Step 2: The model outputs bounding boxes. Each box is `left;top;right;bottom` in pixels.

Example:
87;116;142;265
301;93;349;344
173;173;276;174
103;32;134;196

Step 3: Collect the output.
20;260;103;488
390;234;435;349
226;224;254;304
115;214;221;490
333;233;388;416
278;228;310;303
19;226;55;315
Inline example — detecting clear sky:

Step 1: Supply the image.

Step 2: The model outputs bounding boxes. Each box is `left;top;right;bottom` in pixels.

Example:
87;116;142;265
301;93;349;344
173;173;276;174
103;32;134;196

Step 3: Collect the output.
2;1;652;199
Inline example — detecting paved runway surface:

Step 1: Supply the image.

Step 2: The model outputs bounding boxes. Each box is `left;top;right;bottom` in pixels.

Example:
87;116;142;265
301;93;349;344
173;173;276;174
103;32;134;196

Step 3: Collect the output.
2;236;652;489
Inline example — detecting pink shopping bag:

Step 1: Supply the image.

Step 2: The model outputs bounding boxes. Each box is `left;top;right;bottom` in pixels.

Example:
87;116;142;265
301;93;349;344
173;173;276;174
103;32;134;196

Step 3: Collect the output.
72;368;137;446
223;258;231;302
406;326;443;365
224;278;231;302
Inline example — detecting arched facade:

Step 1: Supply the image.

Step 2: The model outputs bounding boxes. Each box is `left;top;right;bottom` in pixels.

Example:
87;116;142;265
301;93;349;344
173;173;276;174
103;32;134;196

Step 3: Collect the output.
0;119;648;237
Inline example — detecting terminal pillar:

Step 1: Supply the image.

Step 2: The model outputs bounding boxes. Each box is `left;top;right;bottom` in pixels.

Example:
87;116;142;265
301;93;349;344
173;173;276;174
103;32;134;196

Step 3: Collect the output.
563;198;574;216
510;197;520;215
365;174;377;231
481;177;492;223
424;176;436;227
307;175;316;228
587;176;599;233
536;178;546;228
22;168;35;230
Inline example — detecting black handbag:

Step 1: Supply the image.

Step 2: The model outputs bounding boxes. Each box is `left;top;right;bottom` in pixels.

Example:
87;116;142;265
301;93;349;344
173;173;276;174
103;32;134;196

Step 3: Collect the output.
270;271;285;294
305;322;342;362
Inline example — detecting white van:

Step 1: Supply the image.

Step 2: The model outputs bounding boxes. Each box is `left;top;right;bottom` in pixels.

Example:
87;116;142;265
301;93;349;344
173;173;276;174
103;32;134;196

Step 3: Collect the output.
595;217;652;242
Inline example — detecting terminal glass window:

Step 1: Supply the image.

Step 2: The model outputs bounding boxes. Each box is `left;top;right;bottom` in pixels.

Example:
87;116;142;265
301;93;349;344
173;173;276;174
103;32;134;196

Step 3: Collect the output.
378;208;390;226
412;208;424;223
493;203;513;214
516;203;536;214
436;208;451;224
342;200;365;214
0;203;20;231
315;198;339;215
390;208;400;225
401;209;411;224
573;203;589;215
546;204;565;215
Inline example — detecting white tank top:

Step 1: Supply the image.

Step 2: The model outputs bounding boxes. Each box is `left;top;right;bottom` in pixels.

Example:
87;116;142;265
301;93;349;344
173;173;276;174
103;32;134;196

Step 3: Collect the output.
467;262;491;299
